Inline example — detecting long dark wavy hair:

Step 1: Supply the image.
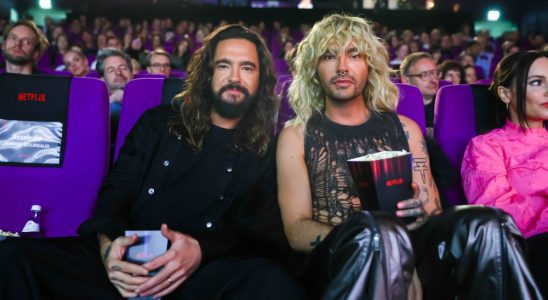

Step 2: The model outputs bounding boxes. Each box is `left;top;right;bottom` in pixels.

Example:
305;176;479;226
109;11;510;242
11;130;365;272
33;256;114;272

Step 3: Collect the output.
169;24;278;156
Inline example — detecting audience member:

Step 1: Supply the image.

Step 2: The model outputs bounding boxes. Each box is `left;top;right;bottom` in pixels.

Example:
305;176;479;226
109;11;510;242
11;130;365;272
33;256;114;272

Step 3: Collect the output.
1;20;49;74
106;35;123;51
400;52;439;133
146;48;172;77
80;30;97;55
62;47;90;77
502;40;520;57
390;42;409;68
0;24;303;299
51;33;70;69
459;51;475;67
278;14;542;299
463;64;478;84
96;48;133;114
130;58;142;75
461;50;547;297
428;44;442;64
172;36;193;71
126;36;147;65
438;60;465;84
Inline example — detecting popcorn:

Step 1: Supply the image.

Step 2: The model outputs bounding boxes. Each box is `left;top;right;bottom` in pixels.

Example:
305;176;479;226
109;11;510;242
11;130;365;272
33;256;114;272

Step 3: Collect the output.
0;230;20;237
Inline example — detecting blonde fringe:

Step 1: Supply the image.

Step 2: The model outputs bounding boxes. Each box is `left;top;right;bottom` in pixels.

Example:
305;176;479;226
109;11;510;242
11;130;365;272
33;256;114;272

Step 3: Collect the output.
287;14;399;130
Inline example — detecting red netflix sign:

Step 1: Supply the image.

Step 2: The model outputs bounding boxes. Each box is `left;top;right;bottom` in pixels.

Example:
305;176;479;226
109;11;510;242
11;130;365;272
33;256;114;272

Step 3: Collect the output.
17;93;46;102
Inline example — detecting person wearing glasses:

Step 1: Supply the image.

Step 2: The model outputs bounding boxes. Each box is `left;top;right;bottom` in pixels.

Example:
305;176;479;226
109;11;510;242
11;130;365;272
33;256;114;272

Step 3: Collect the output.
1;20;49;74
146;49;172;77
400;52;440;136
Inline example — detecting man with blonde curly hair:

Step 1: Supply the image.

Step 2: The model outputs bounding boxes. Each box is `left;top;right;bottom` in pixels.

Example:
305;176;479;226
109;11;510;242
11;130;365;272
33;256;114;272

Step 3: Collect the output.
277;14;542;299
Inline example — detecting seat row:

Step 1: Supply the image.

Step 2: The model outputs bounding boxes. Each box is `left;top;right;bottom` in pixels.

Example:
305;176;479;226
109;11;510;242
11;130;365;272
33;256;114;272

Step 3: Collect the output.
0;73;495;237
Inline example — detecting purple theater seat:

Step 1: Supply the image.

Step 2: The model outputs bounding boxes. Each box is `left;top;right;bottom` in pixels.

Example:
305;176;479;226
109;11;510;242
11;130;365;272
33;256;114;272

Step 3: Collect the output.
0;76;110;237
390;77;401;83
113;78;184;161
276;78;294;134
433;85;476;205
438;79;453;88
274;58;289;76
433;84;503;205
134;72;166;79
395;83;427;136
37;53;53;70
85;71;100;78
275;74;292;96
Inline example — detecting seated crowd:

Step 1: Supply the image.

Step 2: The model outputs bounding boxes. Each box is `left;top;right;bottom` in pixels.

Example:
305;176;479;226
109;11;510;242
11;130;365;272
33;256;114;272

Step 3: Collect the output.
0;13;546;299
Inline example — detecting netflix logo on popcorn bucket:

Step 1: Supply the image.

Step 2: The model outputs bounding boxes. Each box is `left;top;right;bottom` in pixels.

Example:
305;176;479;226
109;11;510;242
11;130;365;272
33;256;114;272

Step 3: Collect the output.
347;151;414;223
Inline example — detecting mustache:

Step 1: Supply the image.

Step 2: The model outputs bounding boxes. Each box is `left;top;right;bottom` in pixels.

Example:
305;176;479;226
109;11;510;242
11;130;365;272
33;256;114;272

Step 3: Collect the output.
219;83;249;96
330;75;357;84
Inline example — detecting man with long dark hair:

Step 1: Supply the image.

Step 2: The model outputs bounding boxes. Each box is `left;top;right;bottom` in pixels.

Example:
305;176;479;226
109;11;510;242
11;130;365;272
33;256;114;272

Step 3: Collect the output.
0;24;302;299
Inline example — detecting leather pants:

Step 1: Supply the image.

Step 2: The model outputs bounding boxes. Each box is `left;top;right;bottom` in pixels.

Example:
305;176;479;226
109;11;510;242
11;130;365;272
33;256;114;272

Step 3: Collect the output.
411;205;543;300
300;206;543;300
300;211;415;300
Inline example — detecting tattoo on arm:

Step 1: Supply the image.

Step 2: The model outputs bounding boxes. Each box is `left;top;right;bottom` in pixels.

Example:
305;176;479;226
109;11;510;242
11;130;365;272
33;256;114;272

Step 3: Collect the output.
412;158;428;184
310;235;322;248
419;186;430;206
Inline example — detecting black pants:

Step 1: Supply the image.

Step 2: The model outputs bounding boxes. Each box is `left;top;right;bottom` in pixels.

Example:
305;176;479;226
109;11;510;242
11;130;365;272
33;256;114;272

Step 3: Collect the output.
527;232;548;298
301;206;543;300
300;211;415;300
0;236;304;300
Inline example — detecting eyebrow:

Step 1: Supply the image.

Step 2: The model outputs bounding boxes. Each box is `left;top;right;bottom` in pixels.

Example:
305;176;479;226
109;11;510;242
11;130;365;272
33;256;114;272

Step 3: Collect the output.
527;75;545;79
346;47;359;54
215;58;257;68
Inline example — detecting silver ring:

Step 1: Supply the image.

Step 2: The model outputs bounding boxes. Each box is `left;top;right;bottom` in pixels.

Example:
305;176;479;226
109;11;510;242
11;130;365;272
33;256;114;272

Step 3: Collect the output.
338;71;347;76
167;277;173;285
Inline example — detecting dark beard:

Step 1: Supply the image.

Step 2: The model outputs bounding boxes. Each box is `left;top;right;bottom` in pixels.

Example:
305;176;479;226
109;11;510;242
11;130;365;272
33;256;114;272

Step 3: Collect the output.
3;49;33;66
212;83;257;119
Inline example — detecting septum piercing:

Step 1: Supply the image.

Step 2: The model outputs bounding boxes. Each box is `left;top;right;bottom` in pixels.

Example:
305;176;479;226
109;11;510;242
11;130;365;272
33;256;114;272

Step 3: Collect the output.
338;71;347;76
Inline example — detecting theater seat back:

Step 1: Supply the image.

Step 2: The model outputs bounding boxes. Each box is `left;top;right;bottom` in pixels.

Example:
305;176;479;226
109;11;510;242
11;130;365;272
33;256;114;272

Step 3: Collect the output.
113;78;185;161
0;74;110;237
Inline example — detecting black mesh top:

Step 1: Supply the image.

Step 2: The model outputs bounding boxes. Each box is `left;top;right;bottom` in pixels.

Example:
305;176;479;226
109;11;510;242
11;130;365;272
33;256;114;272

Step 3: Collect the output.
304;111;410;225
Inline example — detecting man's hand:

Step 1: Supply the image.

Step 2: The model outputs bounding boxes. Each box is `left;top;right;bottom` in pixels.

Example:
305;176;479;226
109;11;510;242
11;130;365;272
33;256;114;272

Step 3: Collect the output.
396;183;428;231
135;224;202;298
109;89;124;103
99;234;150;298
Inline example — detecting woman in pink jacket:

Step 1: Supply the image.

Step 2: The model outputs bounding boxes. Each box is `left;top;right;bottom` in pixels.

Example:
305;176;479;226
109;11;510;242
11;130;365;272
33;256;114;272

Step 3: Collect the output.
462;50;547;295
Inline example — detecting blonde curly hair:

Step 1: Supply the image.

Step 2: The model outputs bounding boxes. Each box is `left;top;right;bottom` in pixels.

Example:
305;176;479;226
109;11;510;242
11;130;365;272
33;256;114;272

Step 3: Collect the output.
288;14;398;128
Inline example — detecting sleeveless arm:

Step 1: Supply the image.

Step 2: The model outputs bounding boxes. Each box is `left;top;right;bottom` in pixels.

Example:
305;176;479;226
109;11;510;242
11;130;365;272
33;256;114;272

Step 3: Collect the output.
277;125;333;253
398;115;442;216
